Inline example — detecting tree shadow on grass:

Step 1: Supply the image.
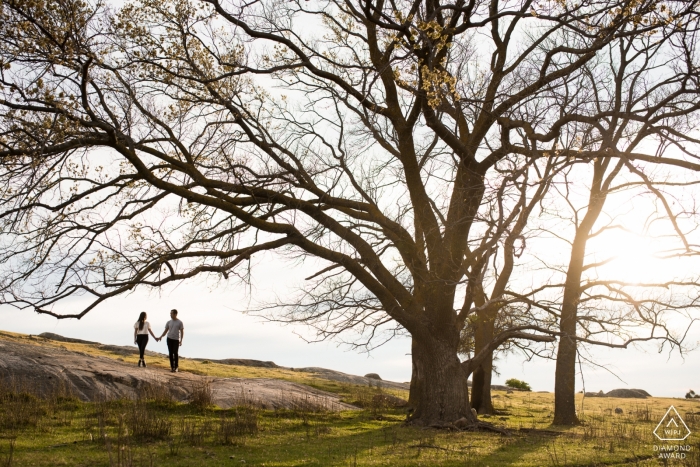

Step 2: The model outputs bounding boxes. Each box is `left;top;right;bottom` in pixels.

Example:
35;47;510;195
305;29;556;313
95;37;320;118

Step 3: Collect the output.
247;415;575;467
475;429;567;467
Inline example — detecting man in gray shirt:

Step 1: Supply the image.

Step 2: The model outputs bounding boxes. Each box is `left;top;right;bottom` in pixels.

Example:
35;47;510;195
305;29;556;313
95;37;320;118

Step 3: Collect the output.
159;309;184;372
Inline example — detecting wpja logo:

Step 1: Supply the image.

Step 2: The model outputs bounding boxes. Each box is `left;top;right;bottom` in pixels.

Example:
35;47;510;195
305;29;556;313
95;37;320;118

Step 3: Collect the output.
653;406;693;460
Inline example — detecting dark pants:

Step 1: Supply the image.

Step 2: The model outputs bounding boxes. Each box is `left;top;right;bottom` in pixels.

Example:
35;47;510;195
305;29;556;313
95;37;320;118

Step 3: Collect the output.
136;334;148;360
167;338;179;370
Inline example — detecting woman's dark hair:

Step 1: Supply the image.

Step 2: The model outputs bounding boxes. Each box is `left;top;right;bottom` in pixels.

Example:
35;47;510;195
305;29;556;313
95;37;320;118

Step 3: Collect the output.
138;312;147;331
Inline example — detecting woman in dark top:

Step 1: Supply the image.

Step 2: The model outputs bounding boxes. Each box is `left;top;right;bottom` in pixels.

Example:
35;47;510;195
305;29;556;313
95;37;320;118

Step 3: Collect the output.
134;312;160;367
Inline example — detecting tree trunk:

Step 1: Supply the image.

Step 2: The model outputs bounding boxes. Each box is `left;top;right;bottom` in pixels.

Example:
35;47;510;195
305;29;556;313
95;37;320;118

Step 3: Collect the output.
470;354;494;414
408;335;475;426
553;160;617;425
553;247;584;426
408;338;421;411
553;233;588;425
553;310;578;425
470;305;496;414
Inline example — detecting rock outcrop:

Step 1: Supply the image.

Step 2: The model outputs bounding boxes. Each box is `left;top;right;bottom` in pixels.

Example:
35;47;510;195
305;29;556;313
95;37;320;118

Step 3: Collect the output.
38;332;98;345
584;388;651;399
0;334;357;411
201;358;279;368
605;388;651;399
39;334;283;368
296;367;409;390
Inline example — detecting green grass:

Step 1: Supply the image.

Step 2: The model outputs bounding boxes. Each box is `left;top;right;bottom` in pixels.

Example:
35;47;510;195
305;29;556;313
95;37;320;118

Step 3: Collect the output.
1;330;699;466
1;385;699;466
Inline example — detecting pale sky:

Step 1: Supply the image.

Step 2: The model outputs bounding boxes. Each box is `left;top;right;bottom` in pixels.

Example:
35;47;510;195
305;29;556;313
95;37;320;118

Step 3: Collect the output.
2;249;698;398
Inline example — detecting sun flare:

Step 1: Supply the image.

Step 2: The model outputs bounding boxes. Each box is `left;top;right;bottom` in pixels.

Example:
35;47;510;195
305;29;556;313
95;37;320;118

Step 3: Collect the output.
588;230;689;284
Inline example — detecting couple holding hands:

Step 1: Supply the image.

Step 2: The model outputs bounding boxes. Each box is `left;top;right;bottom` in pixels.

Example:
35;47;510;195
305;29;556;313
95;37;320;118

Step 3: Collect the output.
133;309;184;373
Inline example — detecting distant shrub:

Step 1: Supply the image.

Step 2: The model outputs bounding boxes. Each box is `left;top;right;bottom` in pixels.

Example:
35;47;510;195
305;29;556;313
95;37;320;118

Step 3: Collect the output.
505;378;531;391
685;389;700;399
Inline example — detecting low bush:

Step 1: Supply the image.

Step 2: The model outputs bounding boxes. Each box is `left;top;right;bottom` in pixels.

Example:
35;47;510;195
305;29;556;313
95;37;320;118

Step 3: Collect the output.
137;380;174;407
189;379;214;411
0;379;48;431
127;402;172;441
218;406;259;444
179;418;213;446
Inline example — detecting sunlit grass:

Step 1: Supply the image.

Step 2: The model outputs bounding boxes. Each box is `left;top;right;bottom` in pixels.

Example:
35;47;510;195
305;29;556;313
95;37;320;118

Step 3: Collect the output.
1;389;698;466
1;330;699;466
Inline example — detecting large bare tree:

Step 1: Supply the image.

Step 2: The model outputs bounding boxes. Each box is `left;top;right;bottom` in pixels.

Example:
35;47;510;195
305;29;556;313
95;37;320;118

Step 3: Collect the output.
521;20;700;424
1;0;698;426
460;5;700;420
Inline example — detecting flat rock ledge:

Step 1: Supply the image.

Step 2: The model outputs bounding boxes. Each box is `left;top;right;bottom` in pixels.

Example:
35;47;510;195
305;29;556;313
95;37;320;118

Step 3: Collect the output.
0;335;357;411
296;367;409;391
38;333;409;389
584;388;652;399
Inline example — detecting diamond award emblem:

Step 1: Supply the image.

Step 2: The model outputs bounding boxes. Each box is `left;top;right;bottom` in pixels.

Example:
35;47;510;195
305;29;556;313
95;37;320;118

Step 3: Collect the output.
654;406;691;441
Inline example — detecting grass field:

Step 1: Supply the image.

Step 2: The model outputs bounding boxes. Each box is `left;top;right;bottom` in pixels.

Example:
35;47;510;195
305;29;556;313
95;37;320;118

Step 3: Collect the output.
0;331;698;466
